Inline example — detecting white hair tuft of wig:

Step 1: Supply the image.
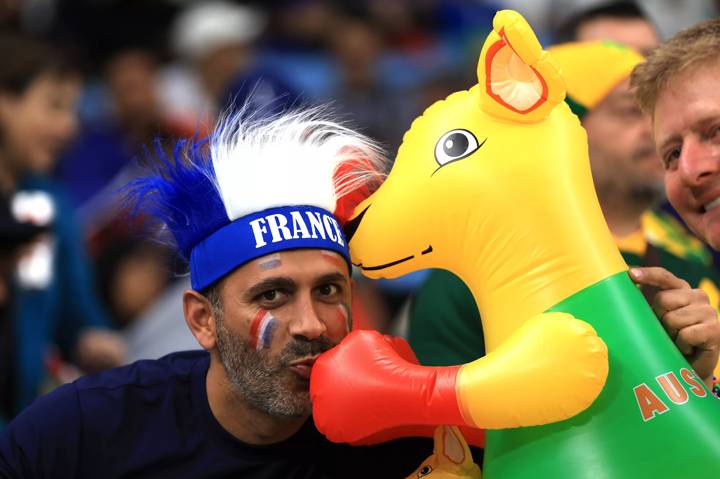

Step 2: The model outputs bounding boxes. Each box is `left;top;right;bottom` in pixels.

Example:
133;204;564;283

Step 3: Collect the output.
125;103;387;260
210;104;387;222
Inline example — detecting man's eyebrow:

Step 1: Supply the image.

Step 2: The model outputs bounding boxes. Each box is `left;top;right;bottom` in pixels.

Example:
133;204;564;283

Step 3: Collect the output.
315;272;349;286
659;113;720;154
245;277;296;299
696;114;720;132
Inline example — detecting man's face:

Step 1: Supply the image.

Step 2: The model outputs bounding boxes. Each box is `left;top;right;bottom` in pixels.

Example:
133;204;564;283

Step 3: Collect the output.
583;78;664;203
212;249;351;417
573;16;663;205
576;16;659;55
655;63;720;249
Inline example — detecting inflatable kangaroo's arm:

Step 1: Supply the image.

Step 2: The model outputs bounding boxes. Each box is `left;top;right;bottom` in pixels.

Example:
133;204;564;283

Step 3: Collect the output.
310;10;608;444
311;315;607;443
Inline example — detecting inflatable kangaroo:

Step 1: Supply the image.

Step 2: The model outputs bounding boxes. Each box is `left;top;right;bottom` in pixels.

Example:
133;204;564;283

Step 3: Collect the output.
311;10;720;478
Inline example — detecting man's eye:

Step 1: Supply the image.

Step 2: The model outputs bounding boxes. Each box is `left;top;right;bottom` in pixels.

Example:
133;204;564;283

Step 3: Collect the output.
318;284;339;296
254;288;289;307
261;290;279;301
665;147;681;169
711;126;720;141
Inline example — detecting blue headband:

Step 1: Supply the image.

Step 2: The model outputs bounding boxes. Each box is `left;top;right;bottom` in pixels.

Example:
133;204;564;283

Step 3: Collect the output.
189;205;351;291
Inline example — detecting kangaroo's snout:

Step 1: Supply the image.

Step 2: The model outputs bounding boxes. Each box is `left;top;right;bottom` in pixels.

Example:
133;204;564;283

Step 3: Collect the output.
343;204;369;244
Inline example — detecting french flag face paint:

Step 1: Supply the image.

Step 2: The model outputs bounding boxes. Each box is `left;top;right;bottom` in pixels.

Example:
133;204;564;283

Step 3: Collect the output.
325;303;351;339
258;253;282;271
249;310;278;350
320;250;347;272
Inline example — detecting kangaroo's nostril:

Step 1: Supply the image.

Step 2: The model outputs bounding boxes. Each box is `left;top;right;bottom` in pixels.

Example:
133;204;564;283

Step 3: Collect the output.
343;205;369;243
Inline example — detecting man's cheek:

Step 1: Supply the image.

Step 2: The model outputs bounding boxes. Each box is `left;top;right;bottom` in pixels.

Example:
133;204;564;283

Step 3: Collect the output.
664;179;684;213
702;216;720;250
324;304;351;340
248;309;278;350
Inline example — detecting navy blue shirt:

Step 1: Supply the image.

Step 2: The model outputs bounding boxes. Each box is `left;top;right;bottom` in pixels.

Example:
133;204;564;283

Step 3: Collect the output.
0;351;435;478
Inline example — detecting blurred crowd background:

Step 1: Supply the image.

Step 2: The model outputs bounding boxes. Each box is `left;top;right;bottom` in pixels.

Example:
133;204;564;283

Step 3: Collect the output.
1;0;719;426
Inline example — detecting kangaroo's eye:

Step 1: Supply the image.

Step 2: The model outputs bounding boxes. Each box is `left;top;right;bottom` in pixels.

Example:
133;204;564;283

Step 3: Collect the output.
417;465;433;477
435;129;480;167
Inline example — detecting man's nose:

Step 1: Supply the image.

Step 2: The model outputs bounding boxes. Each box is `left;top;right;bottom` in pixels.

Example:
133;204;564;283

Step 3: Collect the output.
678;136;720;186
287;294;327;340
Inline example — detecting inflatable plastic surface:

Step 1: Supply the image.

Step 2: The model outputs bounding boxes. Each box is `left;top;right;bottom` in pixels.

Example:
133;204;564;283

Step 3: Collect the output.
311;10;720;478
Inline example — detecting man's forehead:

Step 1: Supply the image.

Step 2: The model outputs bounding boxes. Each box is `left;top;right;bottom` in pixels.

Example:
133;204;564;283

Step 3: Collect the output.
653;63;720;139
244;249;348;275
576;17;659;54
222;249;350;292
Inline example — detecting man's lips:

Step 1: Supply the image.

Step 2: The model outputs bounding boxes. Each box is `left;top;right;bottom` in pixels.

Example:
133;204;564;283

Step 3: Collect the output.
703;196;720;213
288;356;319;380
686;186;720;213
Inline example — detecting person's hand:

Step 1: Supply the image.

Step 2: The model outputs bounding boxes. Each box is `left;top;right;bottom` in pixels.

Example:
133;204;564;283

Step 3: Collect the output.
629;267;720;388
74;328;126;373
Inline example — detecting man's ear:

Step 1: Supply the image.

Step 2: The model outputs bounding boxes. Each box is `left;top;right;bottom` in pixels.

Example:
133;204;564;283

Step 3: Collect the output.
183;290;217;350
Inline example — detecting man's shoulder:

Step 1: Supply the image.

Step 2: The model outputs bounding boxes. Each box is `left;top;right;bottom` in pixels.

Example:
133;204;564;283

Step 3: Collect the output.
413;269;475;308
418;269;467;291
642;208;714;266
11;350;208;432
412;269;477;320
301;421;436;479
74;349;209;393
0;351;211;477
322;435;482;479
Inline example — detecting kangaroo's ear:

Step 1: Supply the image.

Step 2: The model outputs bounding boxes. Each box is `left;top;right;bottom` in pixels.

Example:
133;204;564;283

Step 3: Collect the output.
435;425;469;467
477;10;565;123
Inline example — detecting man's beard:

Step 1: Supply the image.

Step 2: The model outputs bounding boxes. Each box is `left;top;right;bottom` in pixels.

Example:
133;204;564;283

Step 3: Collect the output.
215;312;336;418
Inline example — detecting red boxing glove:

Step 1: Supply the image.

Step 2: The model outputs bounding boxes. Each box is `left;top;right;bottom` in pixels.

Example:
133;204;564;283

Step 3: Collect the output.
386;335;420;365
350;424;485;448
310;330;465;444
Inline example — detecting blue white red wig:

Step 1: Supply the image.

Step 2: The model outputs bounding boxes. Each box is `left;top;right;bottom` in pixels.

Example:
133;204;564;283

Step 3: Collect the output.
126;105;386;291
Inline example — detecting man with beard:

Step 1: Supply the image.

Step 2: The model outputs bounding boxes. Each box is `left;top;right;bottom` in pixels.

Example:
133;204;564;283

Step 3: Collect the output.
0;108;444;478
407;38;720;391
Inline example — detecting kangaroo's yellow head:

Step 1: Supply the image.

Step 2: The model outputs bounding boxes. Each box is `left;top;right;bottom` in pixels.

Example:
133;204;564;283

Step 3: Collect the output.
405;426;482;479
346;10;625;345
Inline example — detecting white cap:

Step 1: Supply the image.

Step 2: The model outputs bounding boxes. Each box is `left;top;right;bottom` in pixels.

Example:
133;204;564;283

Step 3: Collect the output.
172;1;266;61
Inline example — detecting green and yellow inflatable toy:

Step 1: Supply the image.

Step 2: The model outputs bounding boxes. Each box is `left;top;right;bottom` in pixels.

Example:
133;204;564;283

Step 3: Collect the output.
311;10;720;477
